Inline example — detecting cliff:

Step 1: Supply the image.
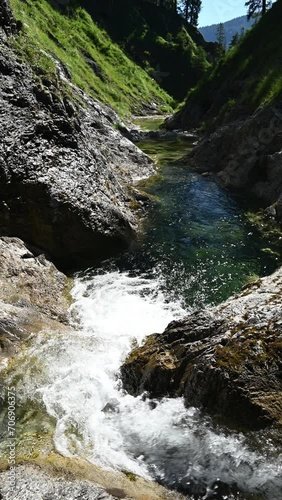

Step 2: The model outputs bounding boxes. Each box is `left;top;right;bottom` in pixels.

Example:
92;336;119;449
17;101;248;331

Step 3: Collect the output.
0;0;157;268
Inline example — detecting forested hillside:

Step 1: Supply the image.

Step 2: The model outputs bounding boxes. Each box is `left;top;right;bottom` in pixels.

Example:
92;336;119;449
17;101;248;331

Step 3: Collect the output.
168;0;282;130
200;15;255;48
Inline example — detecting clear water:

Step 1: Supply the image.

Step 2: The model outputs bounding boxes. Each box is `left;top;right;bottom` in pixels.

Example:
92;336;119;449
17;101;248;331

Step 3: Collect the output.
2;134;282;499
110;136;279;308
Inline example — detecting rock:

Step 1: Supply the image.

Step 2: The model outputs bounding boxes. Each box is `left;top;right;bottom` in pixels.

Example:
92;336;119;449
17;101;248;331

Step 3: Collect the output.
120;124;198;144
0;41;154;269
264;205;277;218
121;268;282;430
175;103;282;220
0;0;20;37
0;464;115;500
0;236;71;359
0;459;186;500
102;398;120;413
0;237;70;320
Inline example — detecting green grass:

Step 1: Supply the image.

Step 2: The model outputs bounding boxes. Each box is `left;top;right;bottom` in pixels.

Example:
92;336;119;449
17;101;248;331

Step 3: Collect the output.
177;0;282;126
79;0;211;101
9;0;173;117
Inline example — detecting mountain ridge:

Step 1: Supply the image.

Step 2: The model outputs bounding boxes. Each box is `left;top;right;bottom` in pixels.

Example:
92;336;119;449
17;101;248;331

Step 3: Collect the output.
200;15;255;48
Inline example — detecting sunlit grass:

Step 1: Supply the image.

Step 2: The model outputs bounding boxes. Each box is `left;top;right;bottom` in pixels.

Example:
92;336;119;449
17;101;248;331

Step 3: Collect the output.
9;0;173;117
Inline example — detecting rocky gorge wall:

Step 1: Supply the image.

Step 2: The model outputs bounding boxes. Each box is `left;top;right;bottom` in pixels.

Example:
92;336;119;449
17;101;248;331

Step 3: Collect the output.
177;102;282;221
0;0;155;269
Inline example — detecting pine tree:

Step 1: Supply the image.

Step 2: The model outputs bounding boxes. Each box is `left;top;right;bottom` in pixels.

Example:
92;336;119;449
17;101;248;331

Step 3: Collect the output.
180;0;202;26
245;0;271;20
216;22;226;49
229;32;240;49
228;28;246;50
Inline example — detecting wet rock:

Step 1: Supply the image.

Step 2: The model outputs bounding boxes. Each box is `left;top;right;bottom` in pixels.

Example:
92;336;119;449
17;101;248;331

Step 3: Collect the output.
121;268;282;430
0;40;154;269
120;124;198;144
0;461;186;500
0;236;72;359
102;398;120;413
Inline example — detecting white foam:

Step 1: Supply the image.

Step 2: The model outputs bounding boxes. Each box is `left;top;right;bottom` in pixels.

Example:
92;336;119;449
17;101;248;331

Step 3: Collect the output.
27;269;282;497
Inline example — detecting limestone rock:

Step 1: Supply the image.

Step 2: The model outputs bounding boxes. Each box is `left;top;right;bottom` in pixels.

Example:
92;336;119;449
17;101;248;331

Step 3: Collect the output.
0;459;186;500
0;237;71;359
0;41;154;268
121;268;282;429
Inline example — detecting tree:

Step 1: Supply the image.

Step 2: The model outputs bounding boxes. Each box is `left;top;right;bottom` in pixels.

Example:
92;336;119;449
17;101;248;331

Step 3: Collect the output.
179;0;202;26
229;32;240;49
245;0;272;20
216;22;226;52
228;27;247;49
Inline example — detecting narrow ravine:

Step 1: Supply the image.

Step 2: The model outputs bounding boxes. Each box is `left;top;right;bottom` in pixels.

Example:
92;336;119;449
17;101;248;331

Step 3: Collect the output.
3;123;282;499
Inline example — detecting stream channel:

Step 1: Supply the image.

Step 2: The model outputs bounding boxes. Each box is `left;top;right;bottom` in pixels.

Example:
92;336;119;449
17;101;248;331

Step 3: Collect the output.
1;116;282;499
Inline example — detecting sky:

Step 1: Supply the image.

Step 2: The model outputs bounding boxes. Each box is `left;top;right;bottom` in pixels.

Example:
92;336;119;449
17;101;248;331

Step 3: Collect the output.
199;0;247;27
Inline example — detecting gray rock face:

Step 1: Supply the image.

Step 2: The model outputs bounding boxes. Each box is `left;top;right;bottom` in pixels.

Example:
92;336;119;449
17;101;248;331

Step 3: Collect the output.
0;237;72;359
0;36;154;268
0;0;19;36
121;268;282;429
0;465;117;500
174;103;282;219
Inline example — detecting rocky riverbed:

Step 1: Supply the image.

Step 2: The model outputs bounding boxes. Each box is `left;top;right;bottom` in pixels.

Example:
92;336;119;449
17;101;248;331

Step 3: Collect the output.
0;234;186;500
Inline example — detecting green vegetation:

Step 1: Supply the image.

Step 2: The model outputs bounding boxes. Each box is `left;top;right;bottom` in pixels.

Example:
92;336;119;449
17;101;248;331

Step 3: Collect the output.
176;0;282;128
122;470;137;482
245;209;282;261
82;0;211;100
9;0;173;117
132;116;165;130
216;322;282;371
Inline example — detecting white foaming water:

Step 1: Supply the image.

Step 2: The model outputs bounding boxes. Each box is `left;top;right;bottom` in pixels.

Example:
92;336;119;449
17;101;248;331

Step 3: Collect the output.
29;269;282;498
38;270;185;475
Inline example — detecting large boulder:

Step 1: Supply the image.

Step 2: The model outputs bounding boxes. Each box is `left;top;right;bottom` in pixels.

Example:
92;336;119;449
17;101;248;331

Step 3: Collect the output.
0;40;154;268
121;268;282;430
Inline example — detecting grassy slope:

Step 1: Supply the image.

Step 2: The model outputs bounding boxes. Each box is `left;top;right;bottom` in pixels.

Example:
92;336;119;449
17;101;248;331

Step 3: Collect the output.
9;0;173;117
80;0;211;101
174;0;282;128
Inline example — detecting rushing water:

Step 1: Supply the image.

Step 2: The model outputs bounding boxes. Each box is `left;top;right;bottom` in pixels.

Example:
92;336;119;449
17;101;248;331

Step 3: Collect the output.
2;129;282;499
